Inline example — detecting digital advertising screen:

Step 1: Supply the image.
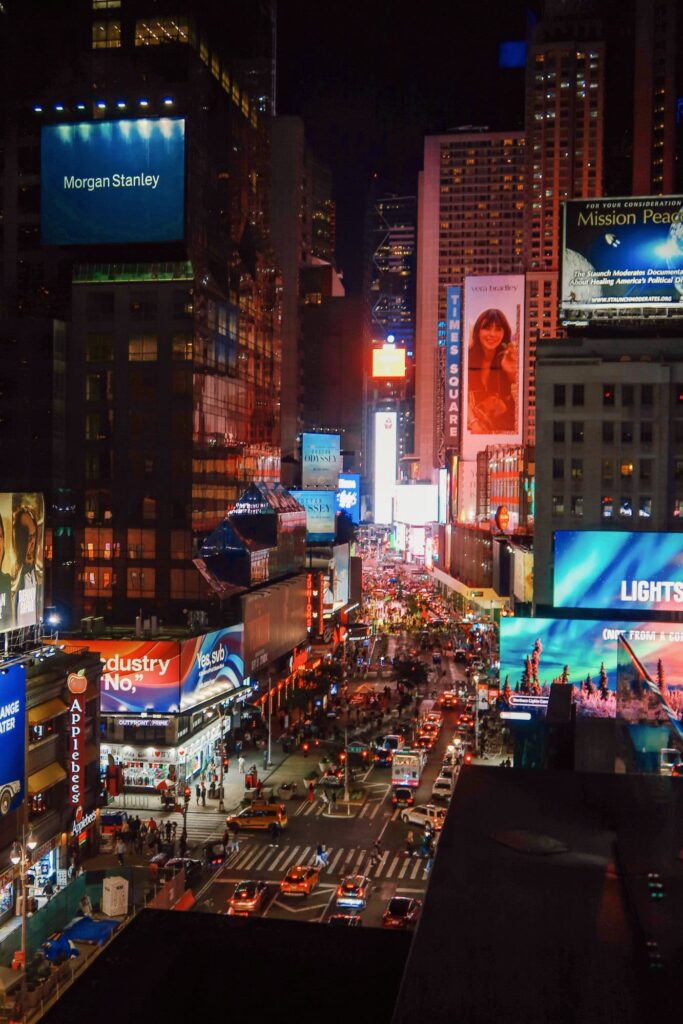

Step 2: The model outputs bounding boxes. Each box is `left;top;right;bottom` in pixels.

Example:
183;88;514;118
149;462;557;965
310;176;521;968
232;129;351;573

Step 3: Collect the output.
372;345;407;379
561;196;683;316
333;544;350;607
301;433;342;490
0;493;45;633
242;577;307;675
374;411;397;524
290;490;337;542
462;275;524;459
0;663;26;816
616;632;683;742
336;474;361;525
41;118;185;245
179;625;244;712
393;484;439;526
554;530;683;612
444;285;462;448
76;639;182;715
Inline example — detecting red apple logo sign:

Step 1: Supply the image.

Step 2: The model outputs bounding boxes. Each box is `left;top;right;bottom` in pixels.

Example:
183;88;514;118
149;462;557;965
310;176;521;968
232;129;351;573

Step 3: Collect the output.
67;669;87;695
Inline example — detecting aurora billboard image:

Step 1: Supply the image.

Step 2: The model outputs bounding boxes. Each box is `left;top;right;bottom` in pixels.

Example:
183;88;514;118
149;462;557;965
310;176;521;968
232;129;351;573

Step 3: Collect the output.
554;530;683;612
561;195;683;315
41;117;185;244
500;617;683;728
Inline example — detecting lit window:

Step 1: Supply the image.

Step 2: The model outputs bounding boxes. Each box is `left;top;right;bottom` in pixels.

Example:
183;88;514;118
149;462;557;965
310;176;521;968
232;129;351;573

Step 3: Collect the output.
552;495;565;517
92;1;121;7
619;498;633;517
135;17;189;46
639;497;652;519
127;529;156;560
602;496;613;519
128;335;158;361
172;333;193;360
126;568;156;597
92;20;121;48
571;496;583;518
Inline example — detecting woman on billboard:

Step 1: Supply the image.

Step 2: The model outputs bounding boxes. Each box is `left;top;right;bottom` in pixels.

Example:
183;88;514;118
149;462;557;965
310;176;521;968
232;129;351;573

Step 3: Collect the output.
0;514;12;629
467;308;517;433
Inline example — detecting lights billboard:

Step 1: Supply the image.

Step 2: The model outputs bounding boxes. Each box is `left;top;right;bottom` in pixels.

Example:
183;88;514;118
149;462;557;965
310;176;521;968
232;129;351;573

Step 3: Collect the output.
41;118;185;245
0;663;26;816
561;196;683;318
374;411;397;524
301;433;342;490
554;531;683;613
393;484;439;526
0;493;45;633
290;490;336;542
444;286;462;448
372;345;407;379
462;275;524;459
178;625;244;711
336;474;361;525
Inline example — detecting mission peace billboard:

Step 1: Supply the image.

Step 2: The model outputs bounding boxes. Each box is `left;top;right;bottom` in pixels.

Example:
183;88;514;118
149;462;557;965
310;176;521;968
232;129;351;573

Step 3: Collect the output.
561;196;683;317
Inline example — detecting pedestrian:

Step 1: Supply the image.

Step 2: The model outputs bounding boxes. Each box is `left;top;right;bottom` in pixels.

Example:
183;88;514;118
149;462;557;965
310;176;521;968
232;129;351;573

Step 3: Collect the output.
243;730;252;747
405;830;415;857
201;783;207;807
195;783;201;805
235;739;242;756
314;843;329;868
307;782;315;804
171;821;177;841
331;789;337;808
262;748;268;770
268;820;281;848
179;832;188;858
222;828;229;853
224;757;230;774
165;821;172;843
255;779;263;799
115;837;125;865
238;755;245;774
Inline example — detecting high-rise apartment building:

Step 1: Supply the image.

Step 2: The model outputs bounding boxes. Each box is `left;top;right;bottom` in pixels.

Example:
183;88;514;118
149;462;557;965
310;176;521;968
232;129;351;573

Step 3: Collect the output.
632;0;681;195
366;195;416;350
415;130;525;481
0;1;281;625
523;6;605;442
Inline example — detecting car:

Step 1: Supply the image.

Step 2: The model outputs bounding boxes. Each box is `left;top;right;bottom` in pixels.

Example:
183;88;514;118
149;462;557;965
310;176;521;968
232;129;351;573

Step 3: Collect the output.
391;786;415;808
336;874;371;910
671;760;683;778
382;896;422;929
0;780;20;816
224;803;288;831
424;713;443;729
381;734;405;751
318;769;345;788
162;857;203;886
439;691;458;709
280;864;320;897
328;914;363;926
453;648;469;663
373;747;393;767
400;804;446;831
431;778;453;803
438;765;455;781
227;879;269;915
416;734;435;751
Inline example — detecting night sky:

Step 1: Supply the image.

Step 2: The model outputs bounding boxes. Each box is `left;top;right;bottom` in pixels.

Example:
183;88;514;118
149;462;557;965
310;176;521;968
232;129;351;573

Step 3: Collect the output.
276;1;534;291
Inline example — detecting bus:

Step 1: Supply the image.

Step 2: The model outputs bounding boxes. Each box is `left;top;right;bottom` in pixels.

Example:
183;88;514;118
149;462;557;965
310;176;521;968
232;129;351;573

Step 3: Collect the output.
391;749;427;788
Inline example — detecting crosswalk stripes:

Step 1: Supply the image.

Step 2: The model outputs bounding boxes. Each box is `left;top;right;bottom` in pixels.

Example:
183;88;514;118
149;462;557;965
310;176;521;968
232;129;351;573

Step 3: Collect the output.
213;841;428;886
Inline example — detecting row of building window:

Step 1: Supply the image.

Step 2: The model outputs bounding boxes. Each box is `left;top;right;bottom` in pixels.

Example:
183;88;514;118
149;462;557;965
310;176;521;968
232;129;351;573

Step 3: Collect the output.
81;567;206;599
553;421;654;444
553;383;657;407
551;495;653;519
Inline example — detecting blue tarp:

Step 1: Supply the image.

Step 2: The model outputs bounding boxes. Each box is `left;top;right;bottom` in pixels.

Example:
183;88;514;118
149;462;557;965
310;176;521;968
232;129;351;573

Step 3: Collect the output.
43;935;80;962
62;917;119;945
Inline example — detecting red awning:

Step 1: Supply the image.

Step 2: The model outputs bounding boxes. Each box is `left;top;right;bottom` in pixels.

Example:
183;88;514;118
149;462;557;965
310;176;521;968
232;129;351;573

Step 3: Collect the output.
172;890;195;912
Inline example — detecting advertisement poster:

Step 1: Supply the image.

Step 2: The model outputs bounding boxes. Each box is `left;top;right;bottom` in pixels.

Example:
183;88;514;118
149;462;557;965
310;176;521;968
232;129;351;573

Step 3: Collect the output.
372;346;407;378
179;625;244;711
0;663;25;816
616;632;683;739
0;493;44;633
444;285;462;449
462;275;524;459
554;530;683;613
336;474;361;525
41;118;185;245
332;544;350;607
290;490;336;542
561;196;683;314
242;577;307;674
301;433;342;490
374;411;397;524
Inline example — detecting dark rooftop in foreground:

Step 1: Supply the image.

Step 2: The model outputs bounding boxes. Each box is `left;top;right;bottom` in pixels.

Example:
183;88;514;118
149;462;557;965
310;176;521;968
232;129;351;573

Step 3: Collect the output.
393;766;683;1024
42;911;411;1024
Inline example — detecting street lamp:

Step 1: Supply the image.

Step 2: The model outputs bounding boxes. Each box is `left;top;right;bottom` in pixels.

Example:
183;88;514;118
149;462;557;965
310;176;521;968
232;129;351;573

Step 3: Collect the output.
217;704;226;813
10;826;37;1017
342;727;350;816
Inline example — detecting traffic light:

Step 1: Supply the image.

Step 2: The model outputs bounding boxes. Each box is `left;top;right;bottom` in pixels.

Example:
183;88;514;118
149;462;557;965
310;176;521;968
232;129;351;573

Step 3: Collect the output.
463;752;473;765
339;751;346;763
183;786;191;804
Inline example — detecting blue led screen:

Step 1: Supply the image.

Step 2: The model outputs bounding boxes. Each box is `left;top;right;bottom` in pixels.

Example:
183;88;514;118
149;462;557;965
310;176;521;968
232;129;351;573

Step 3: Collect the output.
554;530;683;612
41;118;185;245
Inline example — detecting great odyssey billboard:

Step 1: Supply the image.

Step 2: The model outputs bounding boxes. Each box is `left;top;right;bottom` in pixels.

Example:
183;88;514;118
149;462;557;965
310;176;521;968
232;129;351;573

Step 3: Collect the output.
561;195;683;320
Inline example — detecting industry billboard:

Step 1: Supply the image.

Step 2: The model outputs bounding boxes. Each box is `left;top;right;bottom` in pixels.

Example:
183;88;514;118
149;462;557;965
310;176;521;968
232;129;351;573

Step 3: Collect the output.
0;663;26;816
561;196;683;317
336;474;361;525
374;411;397;524
289;490;336;542
41;118;185;245
444;286;462;449
372;345;407;379
0;493;45;633
72;627;244;715
462;275;524;459
554;531;683;613
301;433;342;490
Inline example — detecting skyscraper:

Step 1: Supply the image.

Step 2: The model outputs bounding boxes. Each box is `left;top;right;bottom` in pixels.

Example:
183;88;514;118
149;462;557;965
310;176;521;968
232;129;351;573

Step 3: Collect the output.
632;0;680;195
523;4;605;443
414;130;525;481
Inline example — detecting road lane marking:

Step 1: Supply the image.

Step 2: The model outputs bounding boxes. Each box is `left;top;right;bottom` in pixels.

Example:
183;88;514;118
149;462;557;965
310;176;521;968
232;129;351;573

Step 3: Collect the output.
343;848;356;866
279;846;301;871
327;849;344;874
239;845;267;870
268;847;289;870
369;802;381;820
398;858;412;878
385;855;399;878
359;804;369;819
410;859;423;879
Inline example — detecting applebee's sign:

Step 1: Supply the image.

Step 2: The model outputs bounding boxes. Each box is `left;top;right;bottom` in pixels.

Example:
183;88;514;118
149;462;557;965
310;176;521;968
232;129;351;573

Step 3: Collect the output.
67;670;87;807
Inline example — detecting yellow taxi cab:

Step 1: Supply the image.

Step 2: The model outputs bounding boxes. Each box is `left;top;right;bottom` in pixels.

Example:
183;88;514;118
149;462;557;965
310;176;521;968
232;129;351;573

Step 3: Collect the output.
224;802;288;831
280;864;320;897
